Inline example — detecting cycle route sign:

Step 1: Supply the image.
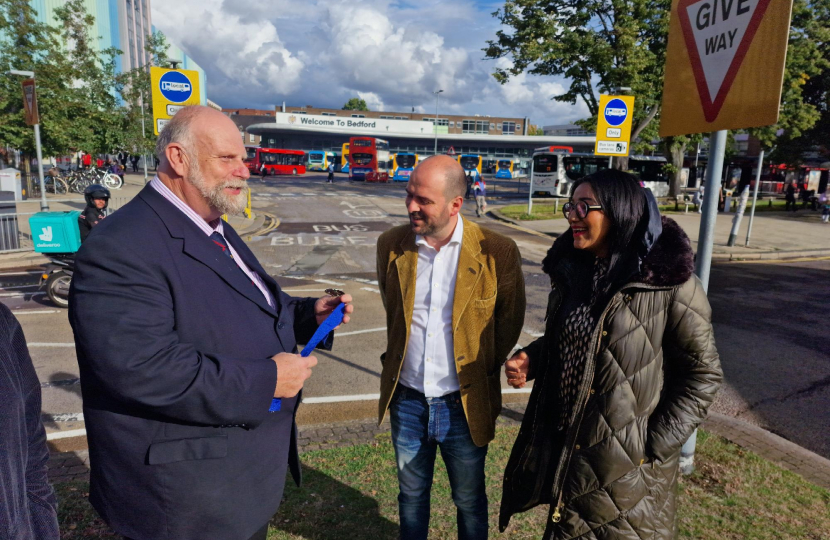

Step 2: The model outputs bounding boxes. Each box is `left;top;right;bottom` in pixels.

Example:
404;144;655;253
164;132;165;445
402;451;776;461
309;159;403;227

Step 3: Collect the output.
150;67;202;135
594;95;635;156
659;0;793;136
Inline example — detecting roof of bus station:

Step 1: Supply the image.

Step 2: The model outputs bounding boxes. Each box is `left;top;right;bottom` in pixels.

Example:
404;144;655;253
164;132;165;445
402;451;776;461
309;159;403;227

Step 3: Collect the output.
246;121;596;150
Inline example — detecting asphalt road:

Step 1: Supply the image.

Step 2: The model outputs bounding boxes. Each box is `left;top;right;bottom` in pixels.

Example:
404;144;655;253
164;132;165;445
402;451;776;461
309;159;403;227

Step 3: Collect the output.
2;172;828;458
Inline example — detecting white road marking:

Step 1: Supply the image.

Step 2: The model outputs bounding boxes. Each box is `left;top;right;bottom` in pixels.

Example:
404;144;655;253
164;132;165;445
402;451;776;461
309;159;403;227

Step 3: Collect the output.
336;327;386;337
27;343;75;347
12;309;58;315
338;275;379;286
46;428;87;441
313;278;346;286
0;271;42;276
522;327;545;337
1;284;40;290
360;287;380;294
0;292;46;298
43;412;84;421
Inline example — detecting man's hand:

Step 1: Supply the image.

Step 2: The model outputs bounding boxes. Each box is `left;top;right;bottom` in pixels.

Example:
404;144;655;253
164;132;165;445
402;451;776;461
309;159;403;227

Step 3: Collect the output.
505;351;530;389
272;352;317;398
314;294;354;327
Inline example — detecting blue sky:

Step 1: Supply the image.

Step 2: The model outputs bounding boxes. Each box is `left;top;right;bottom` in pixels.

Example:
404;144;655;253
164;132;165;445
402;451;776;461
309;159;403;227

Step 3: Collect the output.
153;0;589;126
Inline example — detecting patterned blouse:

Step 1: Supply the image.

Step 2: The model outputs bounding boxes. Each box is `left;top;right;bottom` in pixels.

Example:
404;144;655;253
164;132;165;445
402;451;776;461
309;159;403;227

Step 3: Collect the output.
556;257;609;431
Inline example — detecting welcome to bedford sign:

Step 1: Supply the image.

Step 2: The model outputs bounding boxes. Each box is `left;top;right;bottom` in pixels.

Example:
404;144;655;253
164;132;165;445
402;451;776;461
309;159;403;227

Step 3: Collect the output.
275;112;435;135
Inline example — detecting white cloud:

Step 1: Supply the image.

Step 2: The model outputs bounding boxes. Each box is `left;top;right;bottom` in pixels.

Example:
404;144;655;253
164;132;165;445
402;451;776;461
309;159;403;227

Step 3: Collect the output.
153;0;591;126
153;0;304;100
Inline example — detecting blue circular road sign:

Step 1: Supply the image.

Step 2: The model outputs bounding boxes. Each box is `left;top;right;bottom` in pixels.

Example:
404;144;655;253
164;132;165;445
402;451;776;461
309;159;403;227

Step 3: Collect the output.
604;98;628;127
159;71;193;103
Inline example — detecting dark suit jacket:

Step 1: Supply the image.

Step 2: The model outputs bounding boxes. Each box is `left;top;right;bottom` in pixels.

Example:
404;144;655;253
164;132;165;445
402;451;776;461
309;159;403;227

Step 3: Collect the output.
0;304;59;540
69;185;329;540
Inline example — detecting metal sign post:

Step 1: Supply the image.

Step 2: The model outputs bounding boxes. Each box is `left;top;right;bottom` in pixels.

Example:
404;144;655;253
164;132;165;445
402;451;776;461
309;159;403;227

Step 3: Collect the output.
18;75;48;211
745;150;764;246
527;161;535;215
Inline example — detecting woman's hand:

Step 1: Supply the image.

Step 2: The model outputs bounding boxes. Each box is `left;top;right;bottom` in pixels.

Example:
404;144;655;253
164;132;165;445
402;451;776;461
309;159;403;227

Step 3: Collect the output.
505;351;530;388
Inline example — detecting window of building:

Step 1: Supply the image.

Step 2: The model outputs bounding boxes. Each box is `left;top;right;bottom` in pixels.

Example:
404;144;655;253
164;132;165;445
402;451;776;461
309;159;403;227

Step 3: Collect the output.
351;114;366;118
321;112;336;116
395;116;407;120
449;121;455;128
422;117;449;126
249;134;255;143
502;122;517;135
461;120;489;134
489;123;495;130
291;111;307;114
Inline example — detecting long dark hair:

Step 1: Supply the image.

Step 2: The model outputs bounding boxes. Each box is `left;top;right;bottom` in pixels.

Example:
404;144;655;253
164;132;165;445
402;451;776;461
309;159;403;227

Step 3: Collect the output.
570;169;651;310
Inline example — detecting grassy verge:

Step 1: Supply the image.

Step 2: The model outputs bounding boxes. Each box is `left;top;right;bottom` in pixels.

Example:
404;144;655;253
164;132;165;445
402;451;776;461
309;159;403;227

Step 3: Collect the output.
501;203;679;221
56;428;829;539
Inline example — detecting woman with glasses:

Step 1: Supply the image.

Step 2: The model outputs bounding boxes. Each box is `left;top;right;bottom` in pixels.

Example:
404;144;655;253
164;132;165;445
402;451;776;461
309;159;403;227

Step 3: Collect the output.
498;169;723;540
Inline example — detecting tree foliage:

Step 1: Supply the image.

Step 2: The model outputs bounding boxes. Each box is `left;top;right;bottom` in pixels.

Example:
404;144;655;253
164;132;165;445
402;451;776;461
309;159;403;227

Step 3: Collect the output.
342;98;370;111
486;0;830;191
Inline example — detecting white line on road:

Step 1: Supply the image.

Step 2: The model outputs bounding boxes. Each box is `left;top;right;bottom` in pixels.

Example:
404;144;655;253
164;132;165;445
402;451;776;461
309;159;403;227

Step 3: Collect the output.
12;309;58;315
44;412;84;422
336;327;386;337
313;278;346;286
338;276;378;286
1;284;40;290
28;343;75;347
47;428;87;441
0;292;45;298
360;287;380;294
522;327;544;337
0;271;42;276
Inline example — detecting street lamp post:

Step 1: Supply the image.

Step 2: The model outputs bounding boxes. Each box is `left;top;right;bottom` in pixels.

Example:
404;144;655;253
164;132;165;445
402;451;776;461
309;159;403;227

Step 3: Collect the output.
8;70;48;211
140;90;149;184
433;90;443;155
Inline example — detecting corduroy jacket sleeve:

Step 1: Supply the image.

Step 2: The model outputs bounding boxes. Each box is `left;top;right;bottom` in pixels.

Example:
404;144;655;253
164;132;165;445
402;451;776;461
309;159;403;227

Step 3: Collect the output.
647;276;723;461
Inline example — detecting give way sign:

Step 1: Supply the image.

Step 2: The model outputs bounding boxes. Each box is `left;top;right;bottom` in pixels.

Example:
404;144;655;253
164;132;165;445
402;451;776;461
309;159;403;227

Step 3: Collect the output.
659;0;794;136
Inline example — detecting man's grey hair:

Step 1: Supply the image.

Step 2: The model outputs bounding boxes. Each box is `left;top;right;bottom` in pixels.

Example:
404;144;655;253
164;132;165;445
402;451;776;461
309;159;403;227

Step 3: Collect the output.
155;106;205;165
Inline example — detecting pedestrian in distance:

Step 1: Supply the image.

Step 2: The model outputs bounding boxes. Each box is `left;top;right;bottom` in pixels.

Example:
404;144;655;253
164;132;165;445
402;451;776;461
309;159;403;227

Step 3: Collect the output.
473;176;487;217
69;106;355;540
692;182;705;213
130;154;140;173
376;155;526;540
465;170;472;200
327;161;335;183
118;150;129;169
500;169;723;540
82;151;92;169
820;191;829;223
785;181;798;212
0;303;60;540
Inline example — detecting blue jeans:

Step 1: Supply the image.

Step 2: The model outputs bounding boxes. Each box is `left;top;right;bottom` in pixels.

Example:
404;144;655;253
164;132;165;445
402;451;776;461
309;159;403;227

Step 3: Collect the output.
390;385;489;540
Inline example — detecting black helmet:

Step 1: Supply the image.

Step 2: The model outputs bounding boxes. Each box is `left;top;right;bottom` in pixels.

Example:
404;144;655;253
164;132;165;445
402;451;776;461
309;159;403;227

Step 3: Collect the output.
84;184;111;207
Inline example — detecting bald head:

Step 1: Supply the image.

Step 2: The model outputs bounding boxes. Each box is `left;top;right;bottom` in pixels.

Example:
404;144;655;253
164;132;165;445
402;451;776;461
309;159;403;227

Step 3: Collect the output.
410;155;467;200
155;106;238;167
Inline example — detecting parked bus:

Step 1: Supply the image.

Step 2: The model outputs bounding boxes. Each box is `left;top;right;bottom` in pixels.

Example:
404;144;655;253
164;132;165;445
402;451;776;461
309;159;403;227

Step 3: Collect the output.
244;147;306;176
458;154;482;179
349;137;390;181
391;152;418;181
529;147;669;197
494;159;514;179
341;143;350;174
308;150;335;171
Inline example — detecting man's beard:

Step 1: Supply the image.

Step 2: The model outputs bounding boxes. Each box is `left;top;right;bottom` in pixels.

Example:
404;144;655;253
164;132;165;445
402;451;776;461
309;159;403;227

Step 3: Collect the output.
409;209;450;238
187;162;248;216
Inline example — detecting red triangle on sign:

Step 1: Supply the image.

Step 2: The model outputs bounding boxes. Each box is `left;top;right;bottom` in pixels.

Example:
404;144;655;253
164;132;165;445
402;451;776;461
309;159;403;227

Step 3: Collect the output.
677;0;774;122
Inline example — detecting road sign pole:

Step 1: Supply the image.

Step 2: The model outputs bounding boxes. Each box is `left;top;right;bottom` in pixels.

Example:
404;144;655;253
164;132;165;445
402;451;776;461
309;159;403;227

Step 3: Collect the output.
33;123;48;211
141;91;149;184
681;129;727;476
745;150;764;247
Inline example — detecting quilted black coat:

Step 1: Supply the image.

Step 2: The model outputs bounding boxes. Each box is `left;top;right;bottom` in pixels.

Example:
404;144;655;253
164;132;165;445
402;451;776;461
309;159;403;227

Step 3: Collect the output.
499;215;723;540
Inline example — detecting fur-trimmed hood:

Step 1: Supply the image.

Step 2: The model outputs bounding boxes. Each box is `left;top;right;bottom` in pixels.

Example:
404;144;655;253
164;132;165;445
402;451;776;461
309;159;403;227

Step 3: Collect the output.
542;215;695;289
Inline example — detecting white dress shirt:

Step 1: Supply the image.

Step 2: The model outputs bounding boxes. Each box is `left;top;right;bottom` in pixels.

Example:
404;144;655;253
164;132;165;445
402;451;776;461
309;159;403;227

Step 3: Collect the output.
150;177;275;308
399;216;465;397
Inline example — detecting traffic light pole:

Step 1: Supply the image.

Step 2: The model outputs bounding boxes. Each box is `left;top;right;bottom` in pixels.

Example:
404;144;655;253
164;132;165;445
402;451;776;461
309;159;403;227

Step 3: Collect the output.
681;128;727;475
33;123;48;211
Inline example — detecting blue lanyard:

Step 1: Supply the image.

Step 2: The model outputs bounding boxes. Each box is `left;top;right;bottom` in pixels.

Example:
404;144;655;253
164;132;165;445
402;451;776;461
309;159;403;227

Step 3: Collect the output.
269;303;346;412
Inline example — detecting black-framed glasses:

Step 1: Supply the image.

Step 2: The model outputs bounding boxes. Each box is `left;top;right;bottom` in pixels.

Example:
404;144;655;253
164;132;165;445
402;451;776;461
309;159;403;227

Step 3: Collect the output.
562;200;603;219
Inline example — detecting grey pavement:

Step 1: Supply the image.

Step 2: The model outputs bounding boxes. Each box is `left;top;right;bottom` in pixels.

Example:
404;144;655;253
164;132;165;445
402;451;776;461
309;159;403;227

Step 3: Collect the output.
47;404;830;492
492;204;830;260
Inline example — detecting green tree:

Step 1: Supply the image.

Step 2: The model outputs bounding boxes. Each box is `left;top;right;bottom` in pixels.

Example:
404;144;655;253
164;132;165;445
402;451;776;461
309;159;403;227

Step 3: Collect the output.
0;0;126;163
485;0;829;193
342;97;369;111
528;124;546;135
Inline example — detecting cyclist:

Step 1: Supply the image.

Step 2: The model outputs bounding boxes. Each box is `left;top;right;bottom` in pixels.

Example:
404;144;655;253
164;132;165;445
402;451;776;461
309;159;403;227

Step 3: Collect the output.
79;184;110;242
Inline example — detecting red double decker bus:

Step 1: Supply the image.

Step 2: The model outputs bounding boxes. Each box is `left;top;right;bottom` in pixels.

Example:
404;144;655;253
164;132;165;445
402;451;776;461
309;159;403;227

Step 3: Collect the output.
348;137;390;181
245;147;306;176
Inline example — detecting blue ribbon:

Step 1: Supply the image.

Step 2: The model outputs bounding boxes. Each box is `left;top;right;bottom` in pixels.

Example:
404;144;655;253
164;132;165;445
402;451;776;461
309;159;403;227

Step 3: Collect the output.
270;303;346;412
